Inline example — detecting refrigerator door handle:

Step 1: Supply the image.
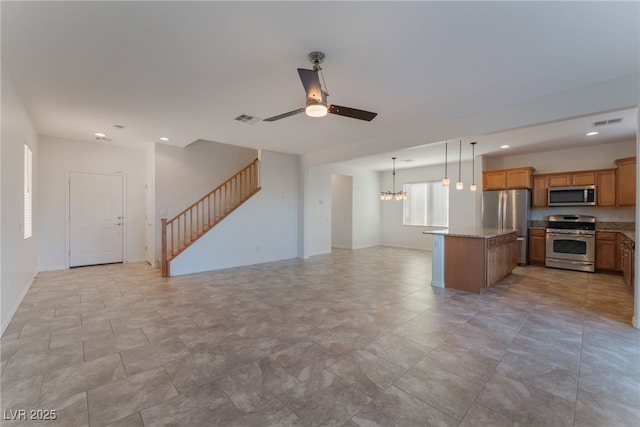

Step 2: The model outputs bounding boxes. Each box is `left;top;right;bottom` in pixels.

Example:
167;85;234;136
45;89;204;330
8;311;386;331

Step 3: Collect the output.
498;191;504;230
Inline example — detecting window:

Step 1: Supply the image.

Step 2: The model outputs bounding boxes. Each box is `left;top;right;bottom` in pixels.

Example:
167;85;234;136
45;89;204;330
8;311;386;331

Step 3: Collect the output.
403;181;448;227
24;144;33;239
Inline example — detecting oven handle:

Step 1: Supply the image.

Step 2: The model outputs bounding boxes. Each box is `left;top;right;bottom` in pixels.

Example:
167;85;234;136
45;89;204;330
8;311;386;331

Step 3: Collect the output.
546;232;594;238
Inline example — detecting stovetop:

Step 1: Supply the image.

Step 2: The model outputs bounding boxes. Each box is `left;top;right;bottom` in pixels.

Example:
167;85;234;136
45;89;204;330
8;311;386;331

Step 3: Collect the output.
547;214;596;231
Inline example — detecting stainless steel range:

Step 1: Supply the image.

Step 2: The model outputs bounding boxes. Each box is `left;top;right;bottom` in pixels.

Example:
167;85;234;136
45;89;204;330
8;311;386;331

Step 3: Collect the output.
546;215;596;272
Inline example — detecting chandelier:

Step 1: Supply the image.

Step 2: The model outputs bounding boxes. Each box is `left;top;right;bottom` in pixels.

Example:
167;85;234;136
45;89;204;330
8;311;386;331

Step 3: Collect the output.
380;157;407;201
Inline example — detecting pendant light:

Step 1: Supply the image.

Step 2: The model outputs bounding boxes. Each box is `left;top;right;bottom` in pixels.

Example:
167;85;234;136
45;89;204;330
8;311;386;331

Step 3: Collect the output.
456;140;464;190
469;142;477;192
442;141;450;187
380;157;407;201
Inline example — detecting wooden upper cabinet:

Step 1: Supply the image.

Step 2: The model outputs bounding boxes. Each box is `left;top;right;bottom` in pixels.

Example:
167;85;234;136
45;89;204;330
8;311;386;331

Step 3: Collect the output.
573;171;595;185
532;175;549;208
506;168;534;189
483;167;534;190
483;170;507;190
615;156;636;207
596;169;616;207
548;171;595;187
548;174;572;187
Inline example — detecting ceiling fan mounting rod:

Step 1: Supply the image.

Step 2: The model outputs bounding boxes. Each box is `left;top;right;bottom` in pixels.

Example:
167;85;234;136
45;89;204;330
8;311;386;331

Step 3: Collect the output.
308;51;325;71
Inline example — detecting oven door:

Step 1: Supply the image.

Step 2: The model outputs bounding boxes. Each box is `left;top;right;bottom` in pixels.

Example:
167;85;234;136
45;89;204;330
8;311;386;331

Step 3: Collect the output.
545;231;595;262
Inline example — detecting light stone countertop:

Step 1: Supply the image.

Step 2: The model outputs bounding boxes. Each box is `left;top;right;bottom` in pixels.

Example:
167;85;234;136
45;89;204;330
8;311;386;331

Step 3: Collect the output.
620;231;636;241
422;227;517;239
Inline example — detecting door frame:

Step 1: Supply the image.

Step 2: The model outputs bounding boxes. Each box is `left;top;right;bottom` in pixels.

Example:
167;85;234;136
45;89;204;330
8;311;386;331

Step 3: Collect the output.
66;170;127;268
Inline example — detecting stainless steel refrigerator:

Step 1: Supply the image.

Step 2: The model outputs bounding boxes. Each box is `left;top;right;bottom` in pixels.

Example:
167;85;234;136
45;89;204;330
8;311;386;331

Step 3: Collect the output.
482;189;530;265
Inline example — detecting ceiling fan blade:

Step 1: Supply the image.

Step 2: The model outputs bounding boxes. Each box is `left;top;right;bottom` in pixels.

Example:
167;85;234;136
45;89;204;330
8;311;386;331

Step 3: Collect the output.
328;104;378;121
297;68;323;102
263;108;305;122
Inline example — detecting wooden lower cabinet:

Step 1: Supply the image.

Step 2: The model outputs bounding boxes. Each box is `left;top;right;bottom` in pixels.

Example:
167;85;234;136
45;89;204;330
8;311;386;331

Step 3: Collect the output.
487;233;518;287
528;228;546;264
595;232;617;271
444;232;517;293
619;233;635;289
595;231;635;290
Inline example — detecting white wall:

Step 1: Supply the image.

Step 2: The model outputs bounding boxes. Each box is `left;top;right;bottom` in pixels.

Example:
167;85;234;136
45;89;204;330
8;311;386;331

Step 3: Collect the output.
350;167;383;249
38;137;147;271
145;144;156;265
169;150;299;275
483;139;636;222
305;166;333;256
305;164;382;257
381;160;479;250
331;175;353;249
1;69;39;334
154;139;258;264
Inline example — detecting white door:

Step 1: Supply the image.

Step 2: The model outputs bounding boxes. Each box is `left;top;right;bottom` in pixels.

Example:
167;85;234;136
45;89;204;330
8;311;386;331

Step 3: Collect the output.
69;172;124;267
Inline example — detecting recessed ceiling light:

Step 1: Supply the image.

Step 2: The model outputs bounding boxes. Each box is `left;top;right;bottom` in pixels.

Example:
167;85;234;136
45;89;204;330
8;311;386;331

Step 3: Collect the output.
94;132;107;138
586;131;599;136
160;137;169;141
500;145;510;149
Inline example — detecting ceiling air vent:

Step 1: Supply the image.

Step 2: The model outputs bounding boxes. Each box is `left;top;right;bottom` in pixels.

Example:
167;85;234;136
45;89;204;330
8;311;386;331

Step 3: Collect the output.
593;118;623;127
234;114;260;124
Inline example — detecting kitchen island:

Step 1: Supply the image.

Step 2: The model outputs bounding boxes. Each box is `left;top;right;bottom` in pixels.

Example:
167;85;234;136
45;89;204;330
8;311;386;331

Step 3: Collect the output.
424;228;518;293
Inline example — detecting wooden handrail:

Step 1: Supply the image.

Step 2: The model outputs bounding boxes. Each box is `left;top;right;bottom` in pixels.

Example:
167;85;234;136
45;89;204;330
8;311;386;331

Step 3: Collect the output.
160;158;260;276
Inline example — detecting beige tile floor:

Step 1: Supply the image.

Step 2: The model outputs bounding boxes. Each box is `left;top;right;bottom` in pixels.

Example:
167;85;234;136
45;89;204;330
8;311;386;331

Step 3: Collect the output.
1;246;639;426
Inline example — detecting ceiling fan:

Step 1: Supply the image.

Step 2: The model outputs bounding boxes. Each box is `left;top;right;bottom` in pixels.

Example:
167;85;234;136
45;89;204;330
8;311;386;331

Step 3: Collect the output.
263;51;377;122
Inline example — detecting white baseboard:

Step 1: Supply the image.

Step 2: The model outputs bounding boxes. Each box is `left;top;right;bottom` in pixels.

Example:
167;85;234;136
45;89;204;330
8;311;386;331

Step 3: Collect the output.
37;264;67;272
1;275;36;336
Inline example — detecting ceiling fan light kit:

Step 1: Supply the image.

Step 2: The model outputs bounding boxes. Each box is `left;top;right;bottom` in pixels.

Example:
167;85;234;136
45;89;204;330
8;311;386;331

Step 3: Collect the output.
305;99;328;117
264;51;377;122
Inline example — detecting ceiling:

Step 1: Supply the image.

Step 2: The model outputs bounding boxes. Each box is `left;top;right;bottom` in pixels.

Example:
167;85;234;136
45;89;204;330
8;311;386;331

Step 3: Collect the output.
2;1;638;171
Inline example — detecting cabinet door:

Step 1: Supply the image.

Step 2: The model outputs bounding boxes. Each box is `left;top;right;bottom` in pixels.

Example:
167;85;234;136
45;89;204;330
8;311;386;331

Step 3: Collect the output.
483;171;506;190
486;237;498;286
616;157;636;207
548;174;571;187
595;232;617;271
623;245;632;287
498;243;508;279
616;234;624;271
596;169;616;207
528;229;546;263
532;175;548;208
573;171;595;185
506;168;532;189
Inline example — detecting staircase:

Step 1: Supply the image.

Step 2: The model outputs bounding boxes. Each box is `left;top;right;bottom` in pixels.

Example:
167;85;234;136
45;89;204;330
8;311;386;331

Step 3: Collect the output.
161;158;261;276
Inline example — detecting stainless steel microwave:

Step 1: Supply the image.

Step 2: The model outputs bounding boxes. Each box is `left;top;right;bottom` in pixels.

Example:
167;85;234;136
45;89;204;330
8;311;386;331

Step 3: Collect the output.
548;185;596;206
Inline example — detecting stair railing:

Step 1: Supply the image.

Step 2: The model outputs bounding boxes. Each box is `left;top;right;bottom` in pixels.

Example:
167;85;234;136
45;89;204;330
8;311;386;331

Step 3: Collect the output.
161;158;260;276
